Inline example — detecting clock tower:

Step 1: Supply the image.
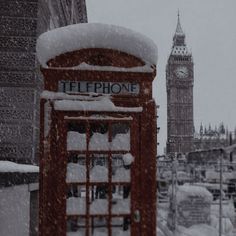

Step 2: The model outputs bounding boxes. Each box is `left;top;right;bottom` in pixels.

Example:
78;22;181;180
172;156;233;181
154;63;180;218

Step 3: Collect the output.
166;13;194;155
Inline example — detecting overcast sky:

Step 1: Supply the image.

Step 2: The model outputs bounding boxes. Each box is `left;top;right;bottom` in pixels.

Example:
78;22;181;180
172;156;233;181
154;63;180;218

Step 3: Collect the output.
87;0;236;154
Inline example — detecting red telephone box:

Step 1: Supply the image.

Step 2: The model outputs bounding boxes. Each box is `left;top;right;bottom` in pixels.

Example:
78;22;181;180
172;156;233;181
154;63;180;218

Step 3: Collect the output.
37;23;158;236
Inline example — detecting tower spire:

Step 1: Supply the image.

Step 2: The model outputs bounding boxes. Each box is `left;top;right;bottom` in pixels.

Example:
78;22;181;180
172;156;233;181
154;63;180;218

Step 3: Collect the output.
175;11;184;36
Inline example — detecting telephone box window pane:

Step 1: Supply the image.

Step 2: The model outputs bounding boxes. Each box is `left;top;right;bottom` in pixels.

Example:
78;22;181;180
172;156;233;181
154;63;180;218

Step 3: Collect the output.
67;216;85;236
89;123;109;151
90;155;108;182
67;185;86;215
111;123;130;151
111;217;131;235
112;198;131;214
67;155;86;183
89;132;109;150
67;131;87;151
89;186;108;215
112;185;131;214
89;217;108;235
112;155;130;183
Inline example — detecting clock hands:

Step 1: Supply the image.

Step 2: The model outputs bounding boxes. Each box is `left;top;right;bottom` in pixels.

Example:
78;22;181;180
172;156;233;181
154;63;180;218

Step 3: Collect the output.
180;71;187;75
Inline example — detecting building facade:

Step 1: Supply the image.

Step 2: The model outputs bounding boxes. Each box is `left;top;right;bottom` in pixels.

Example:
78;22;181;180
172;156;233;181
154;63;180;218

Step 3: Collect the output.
166;14;194;155
0;0;87;163
38;0;88;34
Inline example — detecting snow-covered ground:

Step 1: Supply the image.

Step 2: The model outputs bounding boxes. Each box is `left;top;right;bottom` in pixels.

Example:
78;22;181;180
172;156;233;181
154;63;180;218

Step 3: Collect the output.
0;183;235;235
157;199;236;236
0;185;30;236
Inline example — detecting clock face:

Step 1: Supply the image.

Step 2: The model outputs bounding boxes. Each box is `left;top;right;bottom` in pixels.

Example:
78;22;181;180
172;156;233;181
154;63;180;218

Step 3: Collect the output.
175;66;189;79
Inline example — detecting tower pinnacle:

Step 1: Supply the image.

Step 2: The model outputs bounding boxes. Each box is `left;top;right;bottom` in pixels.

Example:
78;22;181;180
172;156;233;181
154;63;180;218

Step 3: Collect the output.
171;12;190;55
175;11;184;36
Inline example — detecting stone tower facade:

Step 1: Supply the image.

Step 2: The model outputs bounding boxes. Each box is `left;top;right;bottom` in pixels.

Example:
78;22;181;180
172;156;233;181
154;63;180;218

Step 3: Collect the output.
38;0;88;34
166;14;194;155
0;0;87;163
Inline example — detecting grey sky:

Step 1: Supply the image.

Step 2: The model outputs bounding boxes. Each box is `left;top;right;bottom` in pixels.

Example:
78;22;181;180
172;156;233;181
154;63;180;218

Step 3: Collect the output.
87;0;236;154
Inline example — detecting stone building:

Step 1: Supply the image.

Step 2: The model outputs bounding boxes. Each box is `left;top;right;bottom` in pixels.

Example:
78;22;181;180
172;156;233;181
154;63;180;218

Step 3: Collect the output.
166;14;194;155
0;0;87;163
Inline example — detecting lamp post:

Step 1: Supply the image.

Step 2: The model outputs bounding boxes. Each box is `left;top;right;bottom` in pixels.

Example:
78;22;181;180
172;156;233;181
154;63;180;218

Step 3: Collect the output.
219;148;223;236
167;138;179;232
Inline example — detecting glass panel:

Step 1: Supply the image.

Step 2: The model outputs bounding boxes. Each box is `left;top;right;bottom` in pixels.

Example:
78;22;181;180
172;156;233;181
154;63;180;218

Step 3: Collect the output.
67;216;86;236
112;155;130;183
112;185;131;215
89;186;109;215
89;123;109;150
111;123;130;151
67;155;86;183
67;131;87;151
89;217;108;235
67;122;87;151
111;217;131;236
90;155;108;183
67;185;86;215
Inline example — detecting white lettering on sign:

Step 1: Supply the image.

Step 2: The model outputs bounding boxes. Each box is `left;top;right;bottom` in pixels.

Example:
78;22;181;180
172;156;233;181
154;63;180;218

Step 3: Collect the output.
58;81;140;95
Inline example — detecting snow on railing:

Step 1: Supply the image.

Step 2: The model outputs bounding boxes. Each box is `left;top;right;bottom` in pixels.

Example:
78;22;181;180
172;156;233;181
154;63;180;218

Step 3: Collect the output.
90;199;108;215
89;133;109;151
111;133;130;151
66;197;86;215
67;131;86;151
67;131;131;151
66;163;86;183
90;165;108;182
112;198;130;214
112;167;130;182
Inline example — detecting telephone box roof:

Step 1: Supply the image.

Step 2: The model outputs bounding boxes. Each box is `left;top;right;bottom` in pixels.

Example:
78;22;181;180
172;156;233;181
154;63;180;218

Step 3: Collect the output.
36;23;158;67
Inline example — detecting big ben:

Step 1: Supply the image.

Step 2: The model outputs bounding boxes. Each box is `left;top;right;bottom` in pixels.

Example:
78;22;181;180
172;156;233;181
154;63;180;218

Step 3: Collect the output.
166;13;194;155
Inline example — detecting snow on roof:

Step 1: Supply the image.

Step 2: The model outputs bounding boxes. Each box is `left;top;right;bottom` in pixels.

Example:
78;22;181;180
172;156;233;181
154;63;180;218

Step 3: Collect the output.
54;96;143;112
176;185;213;203
0;161;39;173
36;23;158;67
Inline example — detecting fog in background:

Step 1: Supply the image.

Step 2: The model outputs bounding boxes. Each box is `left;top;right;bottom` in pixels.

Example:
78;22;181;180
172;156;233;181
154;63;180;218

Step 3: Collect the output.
87;0;236;154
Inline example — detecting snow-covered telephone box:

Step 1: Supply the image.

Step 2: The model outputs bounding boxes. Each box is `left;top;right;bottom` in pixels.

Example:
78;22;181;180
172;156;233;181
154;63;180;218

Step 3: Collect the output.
37;23;158;236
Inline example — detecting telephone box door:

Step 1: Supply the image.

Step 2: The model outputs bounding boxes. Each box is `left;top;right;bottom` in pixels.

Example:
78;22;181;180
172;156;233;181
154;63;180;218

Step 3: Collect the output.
62;113;141;236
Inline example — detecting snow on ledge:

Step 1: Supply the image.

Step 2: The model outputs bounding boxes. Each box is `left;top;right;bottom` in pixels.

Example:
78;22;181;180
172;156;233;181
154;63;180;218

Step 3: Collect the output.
49;62;155;73
0;161;39;173
54;96;143;113
36;23;158;67
41;90;103;100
